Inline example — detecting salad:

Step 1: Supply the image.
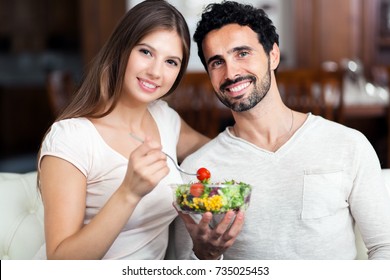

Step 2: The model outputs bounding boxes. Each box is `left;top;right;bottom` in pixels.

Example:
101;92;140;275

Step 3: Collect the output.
172;167;252;214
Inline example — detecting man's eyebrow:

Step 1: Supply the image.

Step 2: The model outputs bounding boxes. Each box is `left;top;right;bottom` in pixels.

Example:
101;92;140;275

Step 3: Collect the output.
207;54;223;66
206;45;254;66
230;45;253;53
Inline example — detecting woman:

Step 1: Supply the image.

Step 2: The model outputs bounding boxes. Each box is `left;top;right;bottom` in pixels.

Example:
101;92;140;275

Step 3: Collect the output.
35;0;208;259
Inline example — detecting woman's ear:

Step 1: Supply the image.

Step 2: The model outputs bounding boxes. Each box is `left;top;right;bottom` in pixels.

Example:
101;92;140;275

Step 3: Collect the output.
269;43;280;70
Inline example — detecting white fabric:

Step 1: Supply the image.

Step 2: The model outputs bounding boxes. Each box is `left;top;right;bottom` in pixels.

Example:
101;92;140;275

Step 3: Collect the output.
35;100;183;259
173;114;390;259
0;172;44;260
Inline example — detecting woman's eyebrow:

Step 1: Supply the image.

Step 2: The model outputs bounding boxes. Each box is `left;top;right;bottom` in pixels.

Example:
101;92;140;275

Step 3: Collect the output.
136;42;182;62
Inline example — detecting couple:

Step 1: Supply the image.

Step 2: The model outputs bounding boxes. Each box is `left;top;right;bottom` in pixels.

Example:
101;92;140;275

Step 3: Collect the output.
36;0;390;260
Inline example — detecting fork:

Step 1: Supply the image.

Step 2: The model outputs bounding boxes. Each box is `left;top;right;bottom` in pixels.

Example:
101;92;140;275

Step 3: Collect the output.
129;132;198;176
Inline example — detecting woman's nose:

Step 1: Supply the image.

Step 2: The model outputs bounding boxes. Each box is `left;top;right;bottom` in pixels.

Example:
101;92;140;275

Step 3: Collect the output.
147;60;162;79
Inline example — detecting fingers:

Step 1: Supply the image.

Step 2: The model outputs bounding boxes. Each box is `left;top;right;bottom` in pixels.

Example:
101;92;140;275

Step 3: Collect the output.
130;138;169;182
130;138;165;166
220;211;245;243
198;212;213;232
189;211;244;260
124;137;169;197
213;211;235;238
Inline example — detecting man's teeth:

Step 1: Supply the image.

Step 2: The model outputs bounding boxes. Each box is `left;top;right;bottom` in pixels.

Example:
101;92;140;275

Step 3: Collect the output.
142;81;156;89
229;82;250;92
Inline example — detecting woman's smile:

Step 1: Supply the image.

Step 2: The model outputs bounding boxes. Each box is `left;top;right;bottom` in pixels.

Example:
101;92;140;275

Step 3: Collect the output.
138;77;159;93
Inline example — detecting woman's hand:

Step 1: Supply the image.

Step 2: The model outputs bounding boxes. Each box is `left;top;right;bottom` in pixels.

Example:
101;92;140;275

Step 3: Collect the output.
122;137;170;199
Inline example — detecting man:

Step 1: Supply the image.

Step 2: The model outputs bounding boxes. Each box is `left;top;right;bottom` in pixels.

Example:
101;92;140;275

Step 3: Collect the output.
173;1;390;259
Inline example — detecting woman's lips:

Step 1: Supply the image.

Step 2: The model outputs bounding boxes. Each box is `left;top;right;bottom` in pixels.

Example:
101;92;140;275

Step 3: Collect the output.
138;78;158;93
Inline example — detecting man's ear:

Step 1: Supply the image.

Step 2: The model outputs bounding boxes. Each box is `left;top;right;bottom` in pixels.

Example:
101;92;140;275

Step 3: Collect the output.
269;43;280;70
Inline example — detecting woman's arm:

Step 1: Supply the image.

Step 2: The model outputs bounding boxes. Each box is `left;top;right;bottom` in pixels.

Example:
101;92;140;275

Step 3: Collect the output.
176;118;210;163
40;139;168;259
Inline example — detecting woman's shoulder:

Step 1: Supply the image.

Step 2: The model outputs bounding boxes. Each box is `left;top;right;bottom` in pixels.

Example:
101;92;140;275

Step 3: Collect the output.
45;118;95;145
149;100;180;125
50;118;93;133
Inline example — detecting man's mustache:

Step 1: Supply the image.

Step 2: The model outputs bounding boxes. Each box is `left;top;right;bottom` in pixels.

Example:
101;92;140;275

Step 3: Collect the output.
220;75;256;92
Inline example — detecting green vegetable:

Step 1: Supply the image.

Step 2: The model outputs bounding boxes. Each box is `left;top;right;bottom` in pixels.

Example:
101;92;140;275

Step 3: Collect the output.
173;180;252;213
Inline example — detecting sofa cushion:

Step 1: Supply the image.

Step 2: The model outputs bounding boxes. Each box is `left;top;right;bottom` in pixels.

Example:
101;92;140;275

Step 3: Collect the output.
0;172;44;260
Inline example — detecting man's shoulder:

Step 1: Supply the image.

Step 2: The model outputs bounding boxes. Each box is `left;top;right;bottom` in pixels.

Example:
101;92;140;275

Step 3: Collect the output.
308;115;371;147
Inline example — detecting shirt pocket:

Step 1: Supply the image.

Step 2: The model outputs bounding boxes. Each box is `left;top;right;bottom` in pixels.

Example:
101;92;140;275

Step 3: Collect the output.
301;168;346;220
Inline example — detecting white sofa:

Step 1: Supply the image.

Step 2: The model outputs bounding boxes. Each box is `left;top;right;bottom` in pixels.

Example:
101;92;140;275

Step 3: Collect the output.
1;170;389;260
0;172;44;259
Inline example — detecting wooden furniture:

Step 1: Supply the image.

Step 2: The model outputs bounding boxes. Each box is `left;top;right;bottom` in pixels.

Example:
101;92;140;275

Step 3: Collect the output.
293;0;388;76
46;70;75;117
276;69;344;122
79;0;126;66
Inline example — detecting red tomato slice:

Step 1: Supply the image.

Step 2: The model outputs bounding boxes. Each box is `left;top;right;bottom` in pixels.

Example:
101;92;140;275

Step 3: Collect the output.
197;167;211;181
190;183;204;197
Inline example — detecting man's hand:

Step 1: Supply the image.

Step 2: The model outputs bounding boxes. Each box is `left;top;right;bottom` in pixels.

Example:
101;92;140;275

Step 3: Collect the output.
176;208;245;260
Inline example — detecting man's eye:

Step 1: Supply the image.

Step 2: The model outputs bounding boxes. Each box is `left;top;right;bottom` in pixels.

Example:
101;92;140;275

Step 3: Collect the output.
211;60;223;68
238;51;249;57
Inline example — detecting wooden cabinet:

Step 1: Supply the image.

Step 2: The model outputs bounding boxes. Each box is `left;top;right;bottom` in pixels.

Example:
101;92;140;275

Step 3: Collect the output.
293;0;390;74
0;0;80;52
79;0;126;66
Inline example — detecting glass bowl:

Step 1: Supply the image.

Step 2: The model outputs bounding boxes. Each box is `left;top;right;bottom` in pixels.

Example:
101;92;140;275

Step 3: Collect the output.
171;181;252;214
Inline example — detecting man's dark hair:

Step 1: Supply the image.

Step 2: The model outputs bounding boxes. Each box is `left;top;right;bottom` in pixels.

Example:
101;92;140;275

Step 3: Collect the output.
193;0;279;69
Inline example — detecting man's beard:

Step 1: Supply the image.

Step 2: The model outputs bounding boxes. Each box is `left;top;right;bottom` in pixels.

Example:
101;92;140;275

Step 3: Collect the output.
217;65;271;112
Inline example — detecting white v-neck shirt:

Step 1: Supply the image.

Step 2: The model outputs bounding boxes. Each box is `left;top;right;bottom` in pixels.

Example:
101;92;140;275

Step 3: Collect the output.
36;100;183;259
173;114;390;259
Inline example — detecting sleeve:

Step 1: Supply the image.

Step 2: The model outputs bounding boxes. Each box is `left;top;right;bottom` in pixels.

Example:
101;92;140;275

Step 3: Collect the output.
170;216;194;259
39;120;93;177
349;134;390;259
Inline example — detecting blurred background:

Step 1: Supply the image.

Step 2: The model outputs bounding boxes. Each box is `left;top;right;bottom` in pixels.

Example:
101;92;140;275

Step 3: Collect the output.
1;0;390;173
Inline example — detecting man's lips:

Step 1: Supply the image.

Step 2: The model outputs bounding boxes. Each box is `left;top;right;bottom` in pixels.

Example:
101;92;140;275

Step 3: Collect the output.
220;76;255;97
223;80;252;98
226;81;251;93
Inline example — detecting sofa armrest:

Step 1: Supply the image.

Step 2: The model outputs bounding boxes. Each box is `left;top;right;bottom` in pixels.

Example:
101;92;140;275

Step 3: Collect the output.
0;171;44;260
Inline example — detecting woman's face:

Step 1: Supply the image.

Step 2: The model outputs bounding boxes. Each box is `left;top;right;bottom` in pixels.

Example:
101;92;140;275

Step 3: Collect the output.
122;29;183;104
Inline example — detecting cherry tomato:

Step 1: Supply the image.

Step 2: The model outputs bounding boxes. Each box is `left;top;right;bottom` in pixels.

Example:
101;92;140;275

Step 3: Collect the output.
197;167;211;181
190;183;204;197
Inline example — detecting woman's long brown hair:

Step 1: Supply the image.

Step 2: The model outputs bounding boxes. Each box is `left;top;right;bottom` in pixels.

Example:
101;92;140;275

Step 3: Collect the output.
37;0;191;188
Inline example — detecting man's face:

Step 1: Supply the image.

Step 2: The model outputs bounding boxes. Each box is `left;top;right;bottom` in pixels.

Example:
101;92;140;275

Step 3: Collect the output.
202;24;272;112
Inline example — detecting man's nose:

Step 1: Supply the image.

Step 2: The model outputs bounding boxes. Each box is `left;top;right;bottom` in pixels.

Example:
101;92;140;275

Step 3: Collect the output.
224;60;241;81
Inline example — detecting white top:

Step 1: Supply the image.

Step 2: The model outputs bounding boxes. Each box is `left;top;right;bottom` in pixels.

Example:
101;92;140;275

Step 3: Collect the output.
36;100;183;259
173;114;390;259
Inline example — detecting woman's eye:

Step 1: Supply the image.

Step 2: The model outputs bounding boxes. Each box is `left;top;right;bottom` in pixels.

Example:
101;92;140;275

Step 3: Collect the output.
166;59;178;67
140;49;152;56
